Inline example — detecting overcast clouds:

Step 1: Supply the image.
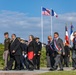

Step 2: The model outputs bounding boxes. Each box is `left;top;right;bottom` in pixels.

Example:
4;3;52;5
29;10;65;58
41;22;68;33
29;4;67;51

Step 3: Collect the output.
0;10;76;43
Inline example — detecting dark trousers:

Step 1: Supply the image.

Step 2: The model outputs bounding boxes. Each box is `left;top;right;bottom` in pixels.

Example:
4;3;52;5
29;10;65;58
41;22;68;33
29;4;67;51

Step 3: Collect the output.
49;56;55;69
20;55;29;69
7;55;21;70
33;55;40;69
46;55;51;67
64;56;69;67
72;58;76;68
61;56;69;67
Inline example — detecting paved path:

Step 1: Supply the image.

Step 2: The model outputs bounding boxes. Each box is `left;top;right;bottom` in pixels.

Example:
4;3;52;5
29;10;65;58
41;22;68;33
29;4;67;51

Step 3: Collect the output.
0;67;75;75
0;70;48;75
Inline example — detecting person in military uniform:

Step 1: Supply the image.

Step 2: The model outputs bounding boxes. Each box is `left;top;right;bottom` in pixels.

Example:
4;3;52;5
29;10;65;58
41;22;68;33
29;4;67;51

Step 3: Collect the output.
3;32;10;68
34;37;42;70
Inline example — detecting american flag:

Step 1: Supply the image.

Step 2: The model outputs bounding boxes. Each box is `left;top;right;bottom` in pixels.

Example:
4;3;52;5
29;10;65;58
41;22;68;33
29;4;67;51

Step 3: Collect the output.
42;7;51;16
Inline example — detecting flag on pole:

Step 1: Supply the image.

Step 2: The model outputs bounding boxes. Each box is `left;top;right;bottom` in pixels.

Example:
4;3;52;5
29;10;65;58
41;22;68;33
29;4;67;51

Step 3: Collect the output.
65;26;70;45
51;9;58;17
42;7;51;16
70;24;74;41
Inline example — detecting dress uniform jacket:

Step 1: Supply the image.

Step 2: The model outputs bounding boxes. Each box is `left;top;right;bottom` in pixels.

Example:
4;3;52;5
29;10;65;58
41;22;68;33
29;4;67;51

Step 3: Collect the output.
4;38;10;51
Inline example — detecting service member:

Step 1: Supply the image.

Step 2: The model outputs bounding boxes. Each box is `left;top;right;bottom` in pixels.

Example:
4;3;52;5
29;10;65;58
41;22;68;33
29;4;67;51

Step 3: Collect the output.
34;37;42;70
3;32;10;68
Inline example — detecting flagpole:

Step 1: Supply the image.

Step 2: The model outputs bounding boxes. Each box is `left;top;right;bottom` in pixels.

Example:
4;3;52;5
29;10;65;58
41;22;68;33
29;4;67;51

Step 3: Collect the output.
41;6;43;44
51;15;53;37
70;23;71;45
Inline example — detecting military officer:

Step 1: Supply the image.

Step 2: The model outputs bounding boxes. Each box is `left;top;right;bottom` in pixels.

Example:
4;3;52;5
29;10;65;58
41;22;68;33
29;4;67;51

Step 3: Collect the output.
34;37;42;70
3;32;10;68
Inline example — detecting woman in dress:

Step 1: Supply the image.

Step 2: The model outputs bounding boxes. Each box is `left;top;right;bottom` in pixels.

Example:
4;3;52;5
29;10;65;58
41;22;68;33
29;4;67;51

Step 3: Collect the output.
27;35;36;70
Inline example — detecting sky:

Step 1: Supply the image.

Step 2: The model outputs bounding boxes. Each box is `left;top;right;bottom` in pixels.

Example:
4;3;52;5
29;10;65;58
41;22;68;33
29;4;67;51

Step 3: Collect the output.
0;0;76;43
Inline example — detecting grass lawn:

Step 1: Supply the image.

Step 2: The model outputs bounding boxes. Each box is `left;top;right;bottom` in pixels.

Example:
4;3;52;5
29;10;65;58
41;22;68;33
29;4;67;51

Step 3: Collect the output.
39;71;76;75
0;44;4;69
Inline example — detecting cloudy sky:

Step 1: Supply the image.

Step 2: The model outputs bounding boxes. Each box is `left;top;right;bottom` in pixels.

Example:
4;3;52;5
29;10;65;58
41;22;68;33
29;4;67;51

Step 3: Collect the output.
0;0;76;43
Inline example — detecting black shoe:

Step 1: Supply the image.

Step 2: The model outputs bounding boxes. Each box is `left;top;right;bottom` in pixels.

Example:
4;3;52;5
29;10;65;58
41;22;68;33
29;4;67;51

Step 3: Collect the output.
36;68;40;70
3;68;9;71
28;69;34;71
53;67;57;70
58;69;64;71
53;66;58;70
15;69;20;71
72;68;76;70
49;68;54;71
47;66;50;68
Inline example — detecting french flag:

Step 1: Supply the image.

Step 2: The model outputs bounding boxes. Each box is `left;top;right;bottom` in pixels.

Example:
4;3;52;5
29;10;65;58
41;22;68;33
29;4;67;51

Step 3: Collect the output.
65;26;70;45
51;9;58;17
70;24;74;41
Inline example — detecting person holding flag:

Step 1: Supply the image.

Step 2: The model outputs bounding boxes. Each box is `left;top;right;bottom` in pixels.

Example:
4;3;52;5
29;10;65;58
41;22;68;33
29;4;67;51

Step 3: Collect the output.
63;26;70;67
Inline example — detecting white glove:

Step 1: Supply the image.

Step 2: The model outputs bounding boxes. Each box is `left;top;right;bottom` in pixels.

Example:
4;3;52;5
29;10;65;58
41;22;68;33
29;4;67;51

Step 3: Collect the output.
24;55;27;58
22;53;24;56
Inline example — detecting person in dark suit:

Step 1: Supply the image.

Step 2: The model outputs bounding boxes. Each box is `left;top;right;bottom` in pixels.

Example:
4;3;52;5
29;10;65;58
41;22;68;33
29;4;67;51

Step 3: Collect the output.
47;36;55;71
5;34;21;70
53;32;65;71
34;37;42;70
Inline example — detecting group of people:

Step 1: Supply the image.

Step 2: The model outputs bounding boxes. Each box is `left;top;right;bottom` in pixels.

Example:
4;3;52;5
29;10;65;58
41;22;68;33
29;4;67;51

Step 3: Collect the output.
46;31;76;71
2;31;76;71
3;32;42;70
